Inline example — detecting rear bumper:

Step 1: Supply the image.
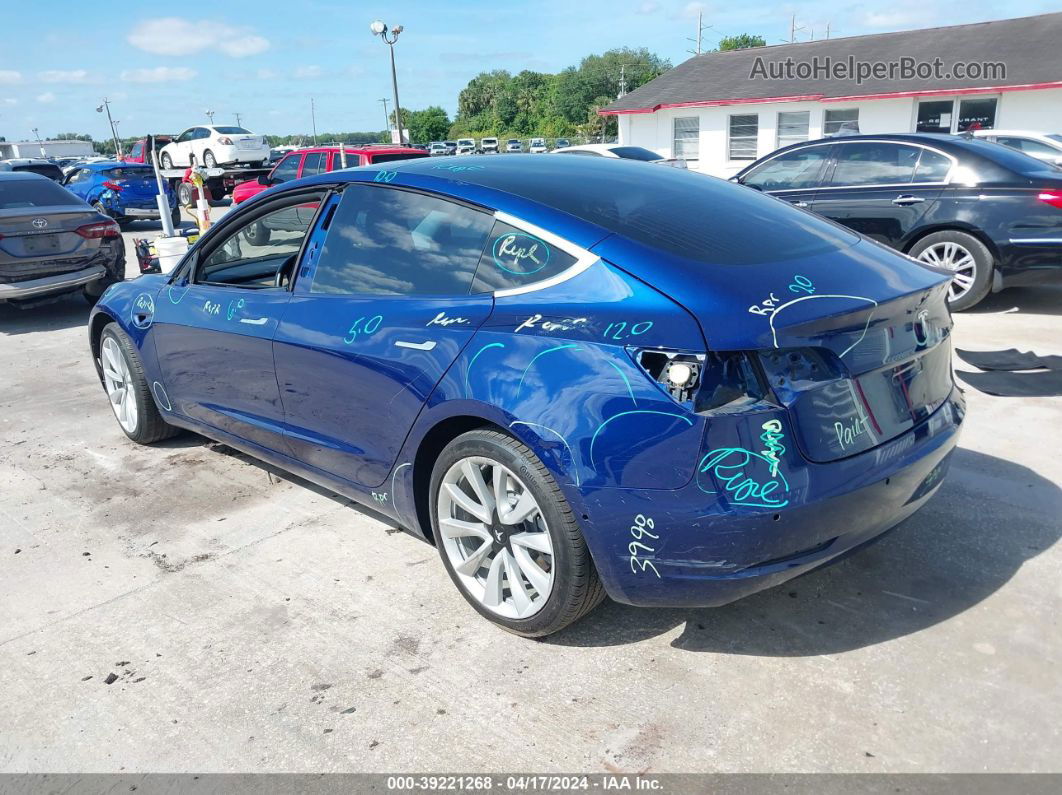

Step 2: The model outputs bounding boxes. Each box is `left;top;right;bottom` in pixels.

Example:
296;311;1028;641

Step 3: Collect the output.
216;145;269;164
0;264;107;301
998;238;1062;289
574;389;965;608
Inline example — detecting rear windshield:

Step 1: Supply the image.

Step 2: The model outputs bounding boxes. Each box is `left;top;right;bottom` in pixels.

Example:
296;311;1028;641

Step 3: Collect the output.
0;178;84;209
213;126;252;135
964;138;1062;176
13;164;63;179
609;146;662;161
460;158;859;266
370;152;430;164
103;167;154;178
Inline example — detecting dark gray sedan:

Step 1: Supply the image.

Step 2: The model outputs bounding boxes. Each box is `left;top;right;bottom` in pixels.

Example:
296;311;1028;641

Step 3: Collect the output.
0;172;125;307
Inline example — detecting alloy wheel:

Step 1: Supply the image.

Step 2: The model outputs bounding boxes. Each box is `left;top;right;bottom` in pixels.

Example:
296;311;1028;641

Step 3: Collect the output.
916;241;977;302
437;456;555;619
101;337;138;433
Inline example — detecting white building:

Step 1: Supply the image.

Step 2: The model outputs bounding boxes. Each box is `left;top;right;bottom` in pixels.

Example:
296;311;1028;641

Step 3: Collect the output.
603;12;1062;177
0;139;94;159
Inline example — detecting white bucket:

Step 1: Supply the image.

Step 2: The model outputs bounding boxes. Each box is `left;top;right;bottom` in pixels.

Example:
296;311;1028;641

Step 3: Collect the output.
155;236;189;273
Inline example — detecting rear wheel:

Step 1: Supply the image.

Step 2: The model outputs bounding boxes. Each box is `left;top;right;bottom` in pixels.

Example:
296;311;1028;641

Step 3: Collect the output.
910;230;993;311
203;149;217;168
98;323;180;444
430;429;605;637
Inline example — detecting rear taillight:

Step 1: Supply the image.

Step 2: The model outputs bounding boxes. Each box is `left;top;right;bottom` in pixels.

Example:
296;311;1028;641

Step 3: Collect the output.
1037;191;1062;209
634;348;766;411
102;180;123;192
218;136;233;145
76;220;121;239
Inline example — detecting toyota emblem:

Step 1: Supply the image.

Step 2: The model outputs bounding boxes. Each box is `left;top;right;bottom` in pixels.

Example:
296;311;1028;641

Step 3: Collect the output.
31;218;48;229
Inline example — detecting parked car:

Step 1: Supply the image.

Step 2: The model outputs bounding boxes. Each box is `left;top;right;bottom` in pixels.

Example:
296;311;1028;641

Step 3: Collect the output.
121;136;173;165
159;126;270;169
505;139;522;153
971;130;1062;167
481;137;499;153
1;171;124;306
455;144;476;156
231;144;429;207
733;133;1062;310
443;141;458;155
428;142;448;157
554;138;571;149
456;138;476;153
528;138;548;154
63;161;180;228
0;158;65;181
89;154;962;636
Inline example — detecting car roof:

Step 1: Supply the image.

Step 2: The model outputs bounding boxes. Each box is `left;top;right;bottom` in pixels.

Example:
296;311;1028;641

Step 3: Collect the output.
972;129;1059;138
0;170;49;180
283;145;424;155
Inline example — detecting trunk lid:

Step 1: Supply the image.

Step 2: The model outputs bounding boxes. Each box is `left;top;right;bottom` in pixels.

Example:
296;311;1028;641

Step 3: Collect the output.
0;206;101;263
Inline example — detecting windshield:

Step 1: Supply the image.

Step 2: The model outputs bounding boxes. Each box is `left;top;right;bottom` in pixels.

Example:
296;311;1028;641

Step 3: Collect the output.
1048;134;1062;143
609;146;663;162
0;178;84;209
213;126;251;135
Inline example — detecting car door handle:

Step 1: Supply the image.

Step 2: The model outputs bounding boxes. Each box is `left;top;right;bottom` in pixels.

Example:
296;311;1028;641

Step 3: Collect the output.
239;317;269;326
892;195;925;206
395;340;436;351
789;200;809;208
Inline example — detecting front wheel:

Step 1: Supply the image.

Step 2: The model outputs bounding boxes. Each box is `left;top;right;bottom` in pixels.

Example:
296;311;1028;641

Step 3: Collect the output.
160;152;173;169
170;204;182;228
430;429;605;637
910;230;993;311
243;220;270;245
98;323;180;444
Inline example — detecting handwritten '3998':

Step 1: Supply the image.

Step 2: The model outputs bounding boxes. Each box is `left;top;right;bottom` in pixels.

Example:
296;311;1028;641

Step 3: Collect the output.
629;513;661;577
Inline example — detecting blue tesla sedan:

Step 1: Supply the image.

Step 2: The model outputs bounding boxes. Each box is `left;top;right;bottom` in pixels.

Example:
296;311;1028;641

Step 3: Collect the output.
88;155;964;636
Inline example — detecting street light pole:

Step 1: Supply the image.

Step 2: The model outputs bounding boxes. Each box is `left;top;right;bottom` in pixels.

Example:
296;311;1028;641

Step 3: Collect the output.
96;98;122;157
310;97;318;145
31;127;44;157
205;109;215;124
379;98;390;134
370;21;404;144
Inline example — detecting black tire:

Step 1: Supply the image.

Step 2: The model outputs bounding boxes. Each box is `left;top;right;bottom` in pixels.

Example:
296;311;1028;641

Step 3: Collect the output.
170;204;182;228
160;152;173;169
92;200;111;219
177;181;193;207
909;230;994;311
430;428;605;637
203;149;217;168
98;323;180;444
243;220;270;245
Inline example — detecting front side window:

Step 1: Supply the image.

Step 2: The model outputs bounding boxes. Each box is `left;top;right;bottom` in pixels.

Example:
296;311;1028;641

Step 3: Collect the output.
776;111;810;149
177;129;194;143
828;142;919;187
824;108;859;136
310;185;493;296
728;114;759;161
470;220;579;293
271;154;300;183
198;198;322;288
742;146;829;191
672;117;699;160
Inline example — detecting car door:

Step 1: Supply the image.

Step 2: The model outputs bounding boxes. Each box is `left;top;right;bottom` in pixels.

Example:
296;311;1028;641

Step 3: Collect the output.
172;128;195;165
272;182;497;488
328;150;362;171
736;143;832;209
191;127;211;165
151;190;326;453
810;141;949;247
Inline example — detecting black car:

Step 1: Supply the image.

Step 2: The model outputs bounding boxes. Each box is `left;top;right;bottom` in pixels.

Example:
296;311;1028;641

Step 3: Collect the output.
733;133;1062;310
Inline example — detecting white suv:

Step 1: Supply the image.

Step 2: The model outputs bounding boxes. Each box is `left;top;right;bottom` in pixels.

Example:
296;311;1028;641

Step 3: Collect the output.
159;125;270;169
529;138;548;154
480;137;499;153
972;130;1062;167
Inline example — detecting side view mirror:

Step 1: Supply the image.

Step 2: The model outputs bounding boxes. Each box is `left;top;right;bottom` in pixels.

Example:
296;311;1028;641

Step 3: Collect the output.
257;175;273;186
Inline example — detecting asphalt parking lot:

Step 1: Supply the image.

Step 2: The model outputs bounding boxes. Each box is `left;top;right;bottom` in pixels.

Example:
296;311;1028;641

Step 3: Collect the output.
0;213;1059;773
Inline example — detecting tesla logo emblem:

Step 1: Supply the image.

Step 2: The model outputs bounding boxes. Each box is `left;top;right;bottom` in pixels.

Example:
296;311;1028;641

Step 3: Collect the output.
493;527;504;544
31;218;47;229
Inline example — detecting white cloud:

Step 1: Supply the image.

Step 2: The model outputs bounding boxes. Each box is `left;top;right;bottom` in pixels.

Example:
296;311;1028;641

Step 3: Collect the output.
0;70;22;84
636;1;660;13
294;65;323;79
36;92;56;104
120;66;197;83
127;18;269;57
680;1;708;20
862;6;938;28
257;68;277;80
2;98;17;105
38;69;90;84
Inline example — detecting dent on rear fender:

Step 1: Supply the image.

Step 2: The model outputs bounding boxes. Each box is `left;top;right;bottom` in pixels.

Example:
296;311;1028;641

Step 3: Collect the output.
449;260;707;490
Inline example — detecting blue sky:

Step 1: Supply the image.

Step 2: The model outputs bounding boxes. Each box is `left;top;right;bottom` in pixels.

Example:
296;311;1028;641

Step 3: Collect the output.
0;0;1055;141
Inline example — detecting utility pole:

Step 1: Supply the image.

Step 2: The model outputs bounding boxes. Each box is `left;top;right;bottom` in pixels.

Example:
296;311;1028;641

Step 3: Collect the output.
619;64;627;98
686;12;713;56
788;14;806;43
310;97;318;145
825;21;832;39
96;98;122;157
235;112;242;126
380;98;390;133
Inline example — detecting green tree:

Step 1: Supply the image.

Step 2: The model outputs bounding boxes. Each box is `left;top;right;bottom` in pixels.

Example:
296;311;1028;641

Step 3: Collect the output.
55;132;93;141
717;34;766;51
393;106;451;144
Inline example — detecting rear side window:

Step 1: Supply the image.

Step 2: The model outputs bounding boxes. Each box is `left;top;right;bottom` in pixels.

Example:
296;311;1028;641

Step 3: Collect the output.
471;221;578;293
0;178;83;208
829;143;919;186
301;152;326;176
310;185;493;296
103;167;153;179
914;149;953;182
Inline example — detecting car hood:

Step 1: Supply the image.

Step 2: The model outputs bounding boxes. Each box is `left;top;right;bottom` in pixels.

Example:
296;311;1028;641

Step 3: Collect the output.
232;179;267;204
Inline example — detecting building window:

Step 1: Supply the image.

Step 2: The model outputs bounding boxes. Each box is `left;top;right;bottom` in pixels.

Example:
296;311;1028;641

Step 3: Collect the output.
824;108;859;136
673;117;700;160
728;114;759;161
776;111;810;148
916;97;997;133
